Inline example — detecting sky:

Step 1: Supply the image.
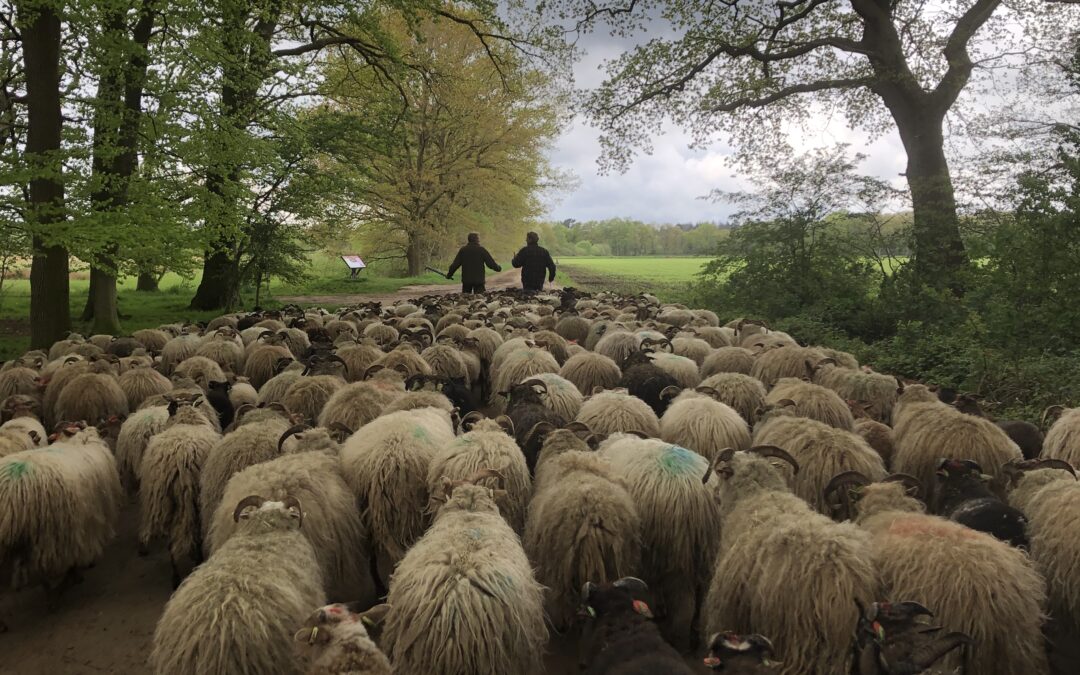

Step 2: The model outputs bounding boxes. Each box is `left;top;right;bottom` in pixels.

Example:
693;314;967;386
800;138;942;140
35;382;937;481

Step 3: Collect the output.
540;21;912;226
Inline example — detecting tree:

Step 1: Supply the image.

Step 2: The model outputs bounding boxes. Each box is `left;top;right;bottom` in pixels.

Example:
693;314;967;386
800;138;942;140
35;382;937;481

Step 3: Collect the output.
18;0;70;348
313;11;564;276
537;0;1079;292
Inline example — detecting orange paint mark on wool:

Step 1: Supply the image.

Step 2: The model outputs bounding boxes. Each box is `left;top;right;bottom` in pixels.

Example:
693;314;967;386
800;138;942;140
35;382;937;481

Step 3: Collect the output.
886;515;981;541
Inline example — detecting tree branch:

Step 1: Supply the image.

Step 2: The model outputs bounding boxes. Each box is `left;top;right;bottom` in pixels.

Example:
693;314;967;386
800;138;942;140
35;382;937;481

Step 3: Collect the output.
930;0;1003;112
708;76;874;112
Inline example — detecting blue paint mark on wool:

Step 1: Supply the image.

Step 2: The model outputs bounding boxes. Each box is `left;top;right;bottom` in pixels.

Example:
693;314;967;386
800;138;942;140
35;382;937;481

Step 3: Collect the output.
658;445;700;476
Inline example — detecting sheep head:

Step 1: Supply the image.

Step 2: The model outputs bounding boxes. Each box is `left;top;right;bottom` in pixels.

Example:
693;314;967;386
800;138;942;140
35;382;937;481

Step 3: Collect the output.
703;632;779;671
232;494;303;530
579;577;654;622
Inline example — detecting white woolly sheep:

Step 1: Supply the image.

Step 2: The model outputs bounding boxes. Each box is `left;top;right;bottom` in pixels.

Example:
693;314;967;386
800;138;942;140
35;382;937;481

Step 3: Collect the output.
846;478;1049;675
892;384;1021;497
766;377;855;431
115;405;169;493
381;481;547;675
671;336;712;366
559;350;621;396
749;345;826;386
118;365;172;410
703;448;875;675
317;380;403;432
1042;406;1080;466
754;414;887;514
814;361;897;423
492;347;560;400
698;372;767;425
601;435;722;649
426;417;531;533
525;372;583;422
576;391;660;438
54;371;129;428
207;438;374;604
525;428;641;631
244;343;294;390
660;394;750;462
0;426;122;603
647;351;701;389
150;497;324;675
158;334;202;376
138;403;222;586
339;407;455;589
595;329;641;367
293;603;392;675
283;375;344;423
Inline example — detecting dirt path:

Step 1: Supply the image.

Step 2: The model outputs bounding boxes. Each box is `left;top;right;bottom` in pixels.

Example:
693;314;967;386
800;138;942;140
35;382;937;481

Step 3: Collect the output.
278;269;560;306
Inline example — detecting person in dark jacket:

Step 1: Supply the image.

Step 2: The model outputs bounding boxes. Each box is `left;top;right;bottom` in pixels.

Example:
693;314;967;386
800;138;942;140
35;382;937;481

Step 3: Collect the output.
446;233;501;294
511;231;556;293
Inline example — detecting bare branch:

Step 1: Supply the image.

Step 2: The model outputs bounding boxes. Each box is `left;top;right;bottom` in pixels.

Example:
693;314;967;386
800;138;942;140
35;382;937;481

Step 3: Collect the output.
708;77;874;112
931;0;1003;112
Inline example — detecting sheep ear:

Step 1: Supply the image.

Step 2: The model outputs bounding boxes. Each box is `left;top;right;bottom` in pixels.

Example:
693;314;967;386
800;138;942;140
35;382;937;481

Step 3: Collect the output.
358;603;391;629
591;386;606;396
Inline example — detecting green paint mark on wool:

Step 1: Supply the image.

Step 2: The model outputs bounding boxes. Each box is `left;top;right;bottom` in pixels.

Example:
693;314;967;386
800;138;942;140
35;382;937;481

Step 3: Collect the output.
412;425;429;441
658;445;700;476
1;461;31;481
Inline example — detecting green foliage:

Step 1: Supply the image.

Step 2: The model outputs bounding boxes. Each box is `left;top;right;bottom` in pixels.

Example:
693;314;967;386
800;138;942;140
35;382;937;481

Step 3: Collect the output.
534;218;727;257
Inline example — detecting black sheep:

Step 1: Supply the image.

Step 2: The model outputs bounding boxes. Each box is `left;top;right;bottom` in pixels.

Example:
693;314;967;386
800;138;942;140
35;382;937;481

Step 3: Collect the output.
996;420;1044;460
618;348;679;417
578;577;694;675
853;600;971;675
932;458;1029;548
702;632;779;673
206;380;235;429
504;380;565;473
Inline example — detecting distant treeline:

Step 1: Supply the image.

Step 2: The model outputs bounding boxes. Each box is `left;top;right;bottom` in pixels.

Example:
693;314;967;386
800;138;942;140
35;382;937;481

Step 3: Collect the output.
534;218;730;257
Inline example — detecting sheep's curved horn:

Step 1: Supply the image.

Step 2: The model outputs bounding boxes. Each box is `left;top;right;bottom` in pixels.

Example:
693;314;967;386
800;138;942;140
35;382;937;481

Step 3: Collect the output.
773;398;796;408
703;447;737;484
564;421;592;435
461;411;485;432
278;424;310;452
1027;458;1077;477
326;422;353;443
495;415;515;436
282;495;303;528
883;473;924;497
660;385;682;401
612;577;650;593
823;471;871;516
233;495;265;522
1041;405;1067;426
747;445;800;474
527;421;557;446
363;364;386;380
265;402;290;415
695;386;719;398
523;378;548;393
624;429;650;439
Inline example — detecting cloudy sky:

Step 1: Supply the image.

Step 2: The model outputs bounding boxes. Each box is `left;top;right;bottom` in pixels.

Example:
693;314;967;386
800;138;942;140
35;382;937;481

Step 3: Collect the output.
540;25;911;225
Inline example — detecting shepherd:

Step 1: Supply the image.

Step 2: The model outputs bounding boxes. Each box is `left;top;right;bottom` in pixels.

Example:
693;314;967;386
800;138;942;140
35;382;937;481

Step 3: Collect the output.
512;231;556;294
446;232;502;294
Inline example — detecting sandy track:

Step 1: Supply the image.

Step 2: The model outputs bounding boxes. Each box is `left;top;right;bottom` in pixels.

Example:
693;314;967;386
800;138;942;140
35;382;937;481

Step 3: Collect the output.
277;269;560;306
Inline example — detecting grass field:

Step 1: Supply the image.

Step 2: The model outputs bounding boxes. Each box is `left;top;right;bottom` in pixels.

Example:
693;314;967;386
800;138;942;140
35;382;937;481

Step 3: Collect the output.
557;256;710;300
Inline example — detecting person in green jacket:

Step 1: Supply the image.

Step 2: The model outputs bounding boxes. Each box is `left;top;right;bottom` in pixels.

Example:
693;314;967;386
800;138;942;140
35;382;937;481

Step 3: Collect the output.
446;232;501;294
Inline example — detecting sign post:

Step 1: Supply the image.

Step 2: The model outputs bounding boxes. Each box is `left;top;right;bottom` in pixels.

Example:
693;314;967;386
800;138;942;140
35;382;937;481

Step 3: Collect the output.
341;255;366;279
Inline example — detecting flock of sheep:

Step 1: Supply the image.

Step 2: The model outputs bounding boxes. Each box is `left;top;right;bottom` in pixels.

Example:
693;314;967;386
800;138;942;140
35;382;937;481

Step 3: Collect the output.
0;287;1078;675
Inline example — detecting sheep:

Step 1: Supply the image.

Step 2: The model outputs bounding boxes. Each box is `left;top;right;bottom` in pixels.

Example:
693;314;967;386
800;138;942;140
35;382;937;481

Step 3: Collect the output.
117;365;172;410
207;435;374;603
195;333;245;374
382;388;454;414
577;390;660;438
931;458;1029;548
1042;405;1080;465
560;350;621;396
244;343;293;390
149;496;324;675
892;384;1021;497
492;347;560;403
380;480;548;675
339;407;455;590
689;326;733;349
1003;460;1080;634
293;603;392;675
0;415;46;458
618;348;680;417
555;313;591;344
647;351;701;389
257;365;304;405
703;447;876;675
283;373;344;424
533;329;571;365
765;377;854;430
132;328;169;352
753;414;886;514
173;355;227;392
527;372;583;422
850;601;971;675
749;345;826;386
502;380;566;471
600;435;722;650
847;400;896;468
671;336;712;366
335;343;385;382
0;425;122;605
0;366;40;404
660;394;750;462
697;373;767;425
525;428;641;631
831;474;1050;675
700;346;756;378
199;414;293;535
595;329;642;366
421;343;468;380
578;578;695;675
996;420;1044;461
138;400;222;586
53;370;129;430
115;405;169;493
158;334;202;375
427;416;531;533
814;361;897;423
317;380;402;432
466;325;503;364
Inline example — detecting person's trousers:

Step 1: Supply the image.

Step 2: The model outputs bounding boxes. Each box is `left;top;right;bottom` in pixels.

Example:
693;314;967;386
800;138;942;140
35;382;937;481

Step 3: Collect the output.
462;282;485;294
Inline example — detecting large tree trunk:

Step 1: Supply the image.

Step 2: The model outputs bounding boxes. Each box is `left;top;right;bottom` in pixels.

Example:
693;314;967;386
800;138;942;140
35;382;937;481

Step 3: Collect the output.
136;269;158;291
405;239;425;277
190;247;239;310
88;263;122;334
22;2;70;348
895;116;969;293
